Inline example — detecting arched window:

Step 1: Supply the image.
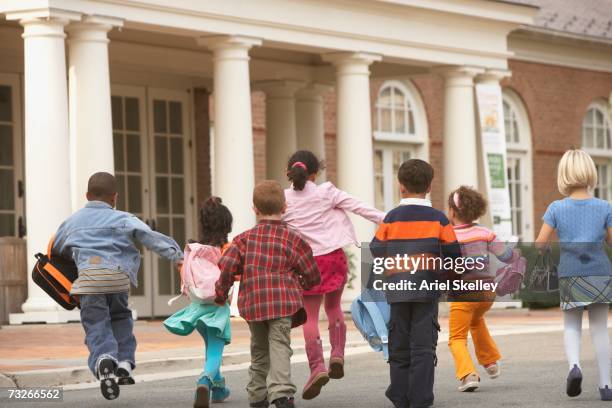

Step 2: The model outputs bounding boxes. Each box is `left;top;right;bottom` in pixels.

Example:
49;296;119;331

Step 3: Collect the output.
373;80;428;211
582;102;612;201
503;90;534;241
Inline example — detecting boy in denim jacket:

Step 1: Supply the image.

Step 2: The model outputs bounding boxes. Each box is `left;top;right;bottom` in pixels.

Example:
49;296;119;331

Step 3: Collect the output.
53;172;183;400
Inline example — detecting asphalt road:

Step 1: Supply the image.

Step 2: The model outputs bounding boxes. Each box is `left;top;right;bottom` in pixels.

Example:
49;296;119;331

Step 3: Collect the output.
2;329;610;408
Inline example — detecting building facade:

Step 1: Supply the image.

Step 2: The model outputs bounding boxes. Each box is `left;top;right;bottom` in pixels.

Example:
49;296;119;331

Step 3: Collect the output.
0;0;610;321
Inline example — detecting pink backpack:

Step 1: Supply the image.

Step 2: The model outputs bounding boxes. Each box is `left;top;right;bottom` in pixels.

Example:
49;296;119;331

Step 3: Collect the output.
173;243;222;304
495;251;527;296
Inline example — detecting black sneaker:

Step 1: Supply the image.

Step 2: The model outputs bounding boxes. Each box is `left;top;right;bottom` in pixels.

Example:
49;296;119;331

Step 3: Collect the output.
272;397;295;408
97;358;120;400
250;399;270;408
566;364;582;397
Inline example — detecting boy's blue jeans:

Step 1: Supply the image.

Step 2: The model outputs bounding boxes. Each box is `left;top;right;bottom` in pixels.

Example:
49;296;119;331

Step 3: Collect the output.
79;293;136;376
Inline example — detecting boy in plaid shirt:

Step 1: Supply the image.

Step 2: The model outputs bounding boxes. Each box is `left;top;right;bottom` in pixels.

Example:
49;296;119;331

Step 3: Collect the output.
215;180;320;408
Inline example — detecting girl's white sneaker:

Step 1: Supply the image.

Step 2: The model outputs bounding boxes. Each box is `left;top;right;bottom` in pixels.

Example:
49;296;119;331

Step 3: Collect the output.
458;373;480;392
485;362;500;379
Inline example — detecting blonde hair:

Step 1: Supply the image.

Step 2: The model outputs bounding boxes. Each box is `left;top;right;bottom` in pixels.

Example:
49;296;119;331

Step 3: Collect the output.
557;149;597;196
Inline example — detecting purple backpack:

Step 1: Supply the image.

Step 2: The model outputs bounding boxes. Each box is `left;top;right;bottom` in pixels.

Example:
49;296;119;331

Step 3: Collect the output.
495;252;527;296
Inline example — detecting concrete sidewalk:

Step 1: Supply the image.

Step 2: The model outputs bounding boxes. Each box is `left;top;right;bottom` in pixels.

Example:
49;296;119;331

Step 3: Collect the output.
0;308;567;388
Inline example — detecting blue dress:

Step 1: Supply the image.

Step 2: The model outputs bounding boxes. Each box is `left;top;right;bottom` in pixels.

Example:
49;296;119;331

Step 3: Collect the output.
543;197;612;310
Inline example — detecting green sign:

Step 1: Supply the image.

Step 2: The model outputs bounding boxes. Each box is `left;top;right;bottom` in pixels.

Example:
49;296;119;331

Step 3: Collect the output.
487;153;506;188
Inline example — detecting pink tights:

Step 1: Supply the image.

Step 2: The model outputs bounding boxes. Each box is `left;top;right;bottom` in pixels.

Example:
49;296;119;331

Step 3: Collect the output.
302;287;344;342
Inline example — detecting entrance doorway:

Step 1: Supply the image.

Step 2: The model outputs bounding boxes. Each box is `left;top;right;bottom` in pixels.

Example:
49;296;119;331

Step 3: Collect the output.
112;85;195;317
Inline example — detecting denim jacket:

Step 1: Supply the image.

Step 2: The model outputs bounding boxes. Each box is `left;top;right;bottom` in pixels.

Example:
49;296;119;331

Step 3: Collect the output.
53;201;184;286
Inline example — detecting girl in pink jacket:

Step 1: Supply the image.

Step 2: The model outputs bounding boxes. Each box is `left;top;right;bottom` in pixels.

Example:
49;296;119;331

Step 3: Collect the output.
283;150;385;400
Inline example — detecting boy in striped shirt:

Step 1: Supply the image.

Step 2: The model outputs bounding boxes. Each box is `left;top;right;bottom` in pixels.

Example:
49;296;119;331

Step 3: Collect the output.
370;159;460;408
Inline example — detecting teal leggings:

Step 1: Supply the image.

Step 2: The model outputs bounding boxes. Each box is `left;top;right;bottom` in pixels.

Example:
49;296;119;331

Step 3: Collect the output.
197;325;225;382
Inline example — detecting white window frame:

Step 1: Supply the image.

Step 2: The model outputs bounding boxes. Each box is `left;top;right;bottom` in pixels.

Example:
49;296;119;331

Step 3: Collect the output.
503;89;534;241
582;101;612;201
373;80;429;211
374;80;426;144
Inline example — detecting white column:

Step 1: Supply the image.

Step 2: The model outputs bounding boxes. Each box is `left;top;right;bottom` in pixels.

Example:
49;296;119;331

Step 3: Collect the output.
67;16;123;210
7;12;80;323
197;35;261;234
323;52;381;239
323;52;381;308
295;83;330;181
258;80;303;185
436;66;484;200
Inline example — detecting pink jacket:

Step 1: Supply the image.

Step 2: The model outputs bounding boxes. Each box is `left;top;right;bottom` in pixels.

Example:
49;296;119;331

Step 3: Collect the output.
283;181;385;256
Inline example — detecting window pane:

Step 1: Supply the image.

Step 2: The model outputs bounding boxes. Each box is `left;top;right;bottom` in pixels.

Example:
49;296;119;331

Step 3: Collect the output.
113;133;124;172
392;88;404;108
171;178;185;214
156;177;169;214
0;214;15;237
408;110;415;134
125;98;139;131
595;109;604;126
169;138;183;175
169;102;182;134
157;216;170;236
583;126;593;148
157;258;172;295
513;119;520;143
0;169;14;210
127;176;142;214
378;88;391;107
116;174;126;211
126;133;141;172
374;150;384;210
380;108;391;132
394;109;405;133
0;125;13;166
155;136;168;173
596;127;605;149
172;217;186;248
111;96;123;130
0;85;12;122
153;100;167;133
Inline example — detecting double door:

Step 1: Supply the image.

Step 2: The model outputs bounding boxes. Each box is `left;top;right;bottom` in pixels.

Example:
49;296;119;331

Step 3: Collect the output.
112;85;195;317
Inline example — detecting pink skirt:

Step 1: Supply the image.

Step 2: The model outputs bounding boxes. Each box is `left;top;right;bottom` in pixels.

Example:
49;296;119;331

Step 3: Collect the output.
303;248;348;296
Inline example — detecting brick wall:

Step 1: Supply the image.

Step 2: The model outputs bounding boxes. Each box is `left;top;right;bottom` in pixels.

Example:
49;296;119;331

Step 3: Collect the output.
504;60;612;231
195;60;612;234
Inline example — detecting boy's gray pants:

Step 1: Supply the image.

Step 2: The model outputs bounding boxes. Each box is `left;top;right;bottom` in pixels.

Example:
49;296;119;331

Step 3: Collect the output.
247;317;296;403
79;293;137;376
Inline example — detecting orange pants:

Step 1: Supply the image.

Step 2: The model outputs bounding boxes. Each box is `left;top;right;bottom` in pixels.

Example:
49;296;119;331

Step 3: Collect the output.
448;302;501;380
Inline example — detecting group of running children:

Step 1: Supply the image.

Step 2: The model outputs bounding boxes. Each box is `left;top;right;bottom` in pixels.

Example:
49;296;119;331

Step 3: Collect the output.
51;148;611;408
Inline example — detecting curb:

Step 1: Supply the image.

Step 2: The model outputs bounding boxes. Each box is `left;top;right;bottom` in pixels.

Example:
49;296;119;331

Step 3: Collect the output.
6;341;367;388
0;373;17;387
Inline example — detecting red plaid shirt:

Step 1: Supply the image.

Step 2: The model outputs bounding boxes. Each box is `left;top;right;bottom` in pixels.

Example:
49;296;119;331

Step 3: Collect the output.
215;220;320;324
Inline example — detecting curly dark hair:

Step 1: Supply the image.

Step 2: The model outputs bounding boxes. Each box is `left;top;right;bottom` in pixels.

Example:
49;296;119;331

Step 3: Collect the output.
447;185;487;223
286;150;322;191
199;197;233;247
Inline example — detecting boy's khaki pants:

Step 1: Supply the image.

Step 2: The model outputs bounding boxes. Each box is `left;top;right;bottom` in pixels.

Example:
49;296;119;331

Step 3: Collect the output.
448;301;501;380
247;317;296;403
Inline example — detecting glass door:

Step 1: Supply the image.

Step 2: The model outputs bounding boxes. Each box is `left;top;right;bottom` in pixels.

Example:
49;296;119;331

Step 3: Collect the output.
111;86;194;317
374;144;414;211
506;153;532;240
0;73;24;238
148;88;194;316
112;85;152;317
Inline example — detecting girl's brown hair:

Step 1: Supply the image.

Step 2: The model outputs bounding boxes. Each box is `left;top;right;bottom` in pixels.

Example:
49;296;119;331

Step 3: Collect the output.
447;186;487;223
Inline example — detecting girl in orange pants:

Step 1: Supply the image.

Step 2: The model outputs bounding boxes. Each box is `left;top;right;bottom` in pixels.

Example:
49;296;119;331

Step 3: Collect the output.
447;186;518;392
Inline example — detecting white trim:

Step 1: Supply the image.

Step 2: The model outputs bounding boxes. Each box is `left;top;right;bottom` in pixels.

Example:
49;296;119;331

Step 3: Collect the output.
503;88;534;241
